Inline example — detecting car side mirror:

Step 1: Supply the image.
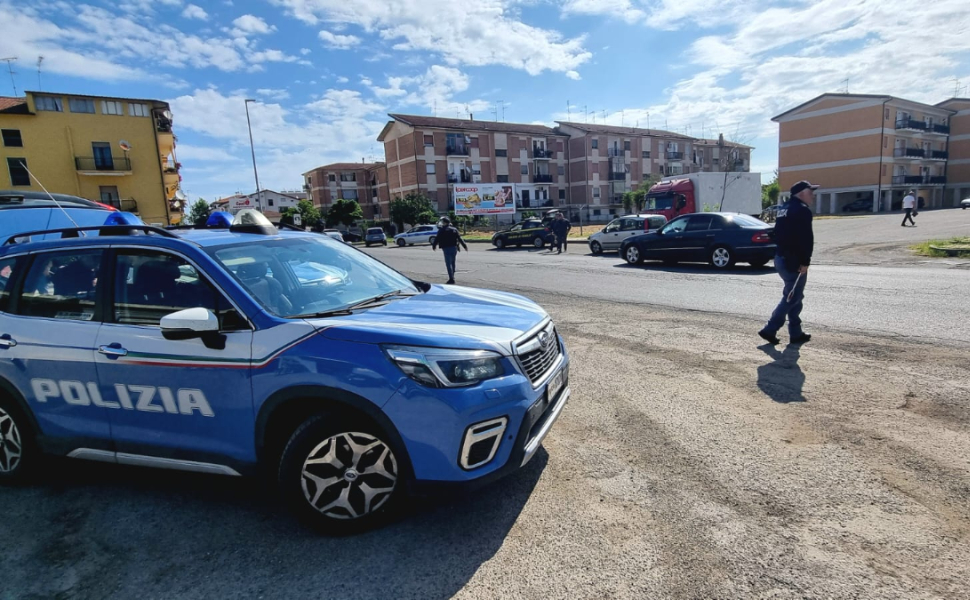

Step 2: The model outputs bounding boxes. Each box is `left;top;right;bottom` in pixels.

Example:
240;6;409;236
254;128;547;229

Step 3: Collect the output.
161;307;225;349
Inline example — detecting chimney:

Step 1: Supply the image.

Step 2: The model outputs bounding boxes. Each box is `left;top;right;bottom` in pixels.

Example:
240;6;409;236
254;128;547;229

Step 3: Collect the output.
470;113;474;121
718;133;724;145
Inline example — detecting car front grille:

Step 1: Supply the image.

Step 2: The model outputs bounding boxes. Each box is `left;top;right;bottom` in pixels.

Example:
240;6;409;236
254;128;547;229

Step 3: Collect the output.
515;321;562;385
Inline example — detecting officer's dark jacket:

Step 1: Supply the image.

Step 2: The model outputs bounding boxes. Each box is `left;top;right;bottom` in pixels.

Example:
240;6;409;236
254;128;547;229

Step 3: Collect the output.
433;226;465;249
550;219;571;238
773;199;814;266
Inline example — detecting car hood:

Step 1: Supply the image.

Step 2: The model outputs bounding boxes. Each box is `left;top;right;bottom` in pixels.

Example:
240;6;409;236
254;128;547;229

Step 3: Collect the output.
309;285;548;355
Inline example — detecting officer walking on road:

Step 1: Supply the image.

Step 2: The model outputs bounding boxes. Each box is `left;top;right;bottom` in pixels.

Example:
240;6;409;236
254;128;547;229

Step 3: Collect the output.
431;217;468;284
550;211;571;254
759;180;816;345
901;189;917;226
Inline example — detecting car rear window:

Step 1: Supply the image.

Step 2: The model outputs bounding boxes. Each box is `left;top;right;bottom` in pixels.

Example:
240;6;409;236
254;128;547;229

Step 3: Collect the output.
728;214;767;227
367;228;383;234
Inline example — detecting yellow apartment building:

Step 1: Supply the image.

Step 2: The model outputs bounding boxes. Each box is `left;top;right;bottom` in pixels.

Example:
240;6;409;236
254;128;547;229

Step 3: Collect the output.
774;94;958;214
0;91;182;225
937;98;970;204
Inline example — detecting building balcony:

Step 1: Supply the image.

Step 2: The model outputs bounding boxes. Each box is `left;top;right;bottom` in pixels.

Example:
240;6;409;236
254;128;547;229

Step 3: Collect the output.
533;148;554;159
929;150;948;160
447;172;471;183
893;147;924;159
927;123;950;135
75;156;132;174
895;118;927;132
891;175;924;185
607;148;624;158
608;171;626;181
666;151;684;160
927;176;946;185
534;174;554;183
446;145;469;156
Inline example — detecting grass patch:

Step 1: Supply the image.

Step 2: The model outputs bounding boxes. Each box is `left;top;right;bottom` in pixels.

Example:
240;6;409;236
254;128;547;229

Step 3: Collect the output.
910;237;970;257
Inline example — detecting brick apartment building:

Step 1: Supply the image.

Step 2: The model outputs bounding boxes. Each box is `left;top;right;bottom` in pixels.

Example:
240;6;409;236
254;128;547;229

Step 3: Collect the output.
774;93;967;213
302;162;390;219
374;114;753;223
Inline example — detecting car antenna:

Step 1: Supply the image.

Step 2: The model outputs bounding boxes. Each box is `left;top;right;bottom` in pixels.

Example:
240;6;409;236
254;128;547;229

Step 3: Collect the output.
24;163;82;231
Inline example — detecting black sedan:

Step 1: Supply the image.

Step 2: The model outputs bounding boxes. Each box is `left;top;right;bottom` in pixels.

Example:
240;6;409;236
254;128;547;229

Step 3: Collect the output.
619;213;776;269
491;219;554;249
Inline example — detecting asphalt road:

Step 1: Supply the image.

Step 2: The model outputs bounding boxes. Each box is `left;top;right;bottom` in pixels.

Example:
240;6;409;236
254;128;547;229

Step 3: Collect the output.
2;214;969;599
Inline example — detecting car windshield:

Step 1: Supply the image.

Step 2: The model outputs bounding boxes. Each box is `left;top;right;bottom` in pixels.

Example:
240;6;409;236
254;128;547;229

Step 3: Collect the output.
644;194;674;210
208;236;417;318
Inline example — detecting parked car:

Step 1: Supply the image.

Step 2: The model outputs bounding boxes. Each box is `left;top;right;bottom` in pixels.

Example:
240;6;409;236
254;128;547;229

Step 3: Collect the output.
619;212;776;269
0;209;570;534
492;219;554;249
323;231;347;243
760;204;783;223
1;190;117;242
961;197;970;209
342;231;362;243
364;227;387;247
394;224;438;247
842;198;873;213
588;214;667;254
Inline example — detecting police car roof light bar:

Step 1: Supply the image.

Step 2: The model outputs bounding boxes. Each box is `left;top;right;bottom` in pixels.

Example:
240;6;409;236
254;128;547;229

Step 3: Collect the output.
3;224;180;246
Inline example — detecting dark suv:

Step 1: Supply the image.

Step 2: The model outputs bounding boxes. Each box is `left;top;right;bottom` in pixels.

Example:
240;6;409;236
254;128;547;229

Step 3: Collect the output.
491;219;554;249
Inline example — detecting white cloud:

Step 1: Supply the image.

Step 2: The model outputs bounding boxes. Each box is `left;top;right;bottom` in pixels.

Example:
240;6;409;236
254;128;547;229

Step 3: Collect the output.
336;76;349;83
269;0;591;75
181;4;208;20
566;70;581;80
362;65;491;117
256;87;291;101
562;0;646;23
300;47;311;55
174;144;240;162
230;14;275;36
318;30;361;49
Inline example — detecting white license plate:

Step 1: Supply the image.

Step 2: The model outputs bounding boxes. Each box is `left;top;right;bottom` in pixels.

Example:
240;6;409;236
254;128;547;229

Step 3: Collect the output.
547;368;565;403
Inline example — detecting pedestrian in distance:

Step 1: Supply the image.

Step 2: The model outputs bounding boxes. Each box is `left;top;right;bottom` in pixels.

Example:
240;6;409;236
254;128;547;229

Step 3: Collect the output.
759;180;816;346
550;211;571;254
901;190;917;226
431;217;468;284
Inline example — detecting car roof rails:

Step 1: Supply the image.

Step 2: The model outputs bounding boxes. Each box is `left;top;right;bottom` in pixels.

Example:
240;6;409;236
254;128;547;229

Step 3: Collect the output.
3;224;183;246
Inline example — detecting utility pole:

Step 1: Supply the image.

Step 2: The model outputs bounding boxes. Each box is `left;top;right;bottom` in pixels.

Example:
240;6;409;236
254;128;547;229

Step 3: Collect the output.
0;57;16;95
244;99;263;212
567;100;571;121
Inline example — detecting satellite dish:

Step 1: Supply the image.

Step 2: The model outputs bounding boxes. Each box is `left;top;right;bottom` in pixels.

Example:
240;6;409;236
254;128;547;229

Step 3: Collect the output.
174;189;186;201
119;140;131;152
162;110;173;120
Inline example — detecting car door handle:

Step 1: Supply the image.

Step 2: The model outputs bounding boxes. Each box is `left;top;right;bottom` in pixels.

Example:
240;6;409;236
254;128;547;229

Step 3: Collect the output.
0;334;16;348
98;344;128;357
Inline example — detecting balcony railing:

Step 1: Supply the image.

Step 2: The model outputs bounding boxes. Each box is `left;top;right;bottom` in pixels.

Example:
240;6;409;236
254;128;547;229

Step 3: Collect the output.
534;174;554;183
447;173;471;183
607;148;624;157
893;147;924;158
928;176;946;185
891;175;945;185
930;150;948;160
895;118;927;131
608;171;626;181
446;145;469;156
155;116;173;133
931;123;950;134
666;151;684;160
533;148;554;159
75;156;132;171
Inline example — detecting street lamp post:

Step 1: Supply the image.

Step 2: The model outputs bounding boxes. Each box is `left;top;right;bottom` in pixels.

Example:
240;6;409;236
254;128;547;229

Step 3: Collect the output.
244;99;262;212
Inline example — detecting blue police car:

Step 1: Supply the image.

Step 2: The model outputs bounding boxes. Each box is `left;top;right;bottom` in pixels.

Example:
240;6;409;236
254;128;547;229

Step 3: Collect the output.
0;208;570;533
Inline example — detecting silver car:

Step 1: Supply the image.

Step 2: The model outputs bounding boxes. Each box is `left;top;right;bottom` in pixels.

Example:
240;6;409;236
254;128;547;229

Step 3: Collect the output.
364;227;387;247
588;214;667;254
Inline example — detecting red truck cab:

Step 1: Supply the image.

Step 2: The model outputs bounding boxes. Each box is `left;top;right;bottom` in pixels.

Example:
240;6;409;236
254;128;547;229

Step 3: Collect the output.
642;179;694;221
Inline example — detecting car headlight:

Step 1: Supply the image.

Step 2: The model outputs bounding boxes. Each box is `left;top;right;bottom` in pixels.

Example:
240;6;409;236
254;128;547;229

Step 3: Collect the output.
383;345;505;388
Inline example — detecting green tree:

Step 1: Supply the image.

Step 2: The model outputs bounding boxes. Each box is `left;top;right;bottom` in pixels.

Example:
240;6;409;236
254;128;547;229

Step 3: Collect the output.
188;199;210;226
326;198;363;227
624;176;660;213
281;199;323;228
390;193;437;229
621;193;634;214
521;210;538;219
761;172;780;209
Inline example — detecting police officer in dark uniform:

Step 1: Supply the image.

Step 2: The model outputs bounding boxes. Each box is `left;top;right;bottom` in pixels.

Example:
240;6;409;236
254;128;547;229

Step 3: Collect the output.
759;180;817;345
431;217;468;284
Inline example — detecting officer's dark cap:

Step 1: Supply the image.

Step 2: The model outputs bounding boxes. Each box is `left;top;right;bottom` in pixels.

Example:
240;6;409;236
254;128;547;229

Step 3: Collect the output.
790;180;820;195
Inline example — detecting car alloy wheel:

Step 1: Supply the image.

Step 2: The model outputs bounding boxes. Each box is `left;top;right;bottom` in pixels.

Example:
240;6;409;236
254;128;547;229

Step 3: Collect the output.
711;246;733;269
624;245;642;264
590;241;602;254
397;238;406;247
428;236;436;246
0;406;24;475
533;237;544;248
300;431;398;521
495;238;505;249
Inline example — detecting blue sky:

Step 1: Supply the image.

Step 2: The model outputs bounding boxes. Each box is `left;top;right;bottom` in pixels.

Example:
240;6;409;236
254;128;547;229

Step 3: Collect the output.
2;0;969;202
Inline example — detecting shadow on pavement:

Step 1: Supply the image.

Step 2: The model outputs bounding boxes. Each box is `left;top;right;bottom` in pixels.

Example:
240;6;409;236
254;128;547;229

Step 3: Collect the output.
611;262;775;275
1;450;549;599
757;343;806;403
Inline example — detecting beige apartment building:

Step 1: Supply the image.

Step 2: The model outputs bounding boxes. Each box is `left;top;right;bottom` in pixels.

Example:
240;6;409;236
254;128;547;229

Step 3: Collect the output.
375;114;752;222
302;162;390;219
937;98;970;204
774;93;961;213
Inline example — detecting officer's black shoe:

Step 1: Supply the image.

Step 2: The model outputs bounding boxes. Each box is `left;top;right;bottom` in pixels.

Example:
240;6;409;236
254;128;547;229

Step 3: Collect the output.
790;333;812;344
758;330;780;345
446;279;455;284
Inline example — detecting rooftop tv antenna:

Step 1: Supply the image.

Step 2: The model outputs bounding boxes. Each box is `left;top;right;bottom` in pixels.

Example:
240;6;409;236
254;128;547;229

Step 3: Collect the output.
36;56;44;91
1;57;17;96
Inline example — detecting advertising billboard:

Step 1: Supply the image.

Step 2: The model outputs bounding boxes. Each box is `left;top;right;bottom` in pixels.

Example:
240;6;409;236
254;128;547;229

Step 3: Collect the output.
453;184;516;215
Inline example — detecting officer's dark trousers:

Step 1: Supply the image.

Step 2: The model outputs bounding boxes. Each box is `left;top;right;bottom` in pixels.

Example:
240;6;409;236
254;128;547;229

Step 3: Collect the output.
443;246;458;281
764;255;807;338
901;208;915;226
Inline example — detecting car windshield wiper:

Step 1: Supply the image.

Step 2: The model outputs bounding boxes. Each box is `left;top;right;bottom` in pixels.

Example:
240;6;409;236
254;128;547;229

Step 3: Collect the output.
293;290;418;319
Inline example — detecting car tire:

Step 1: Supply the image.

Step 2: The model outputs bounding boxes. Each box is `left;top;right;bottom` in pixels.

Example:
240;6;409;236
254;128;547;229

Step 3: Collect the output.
495;238;505;249
749;259;769;269
710;246;735;269
624;245;642;265
590;241;602;254
428;236;436;246
0;396;34;484
397;238;406;247
365;243;371;248
532;237;544;249
383;241;387;246
279;414;403;535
